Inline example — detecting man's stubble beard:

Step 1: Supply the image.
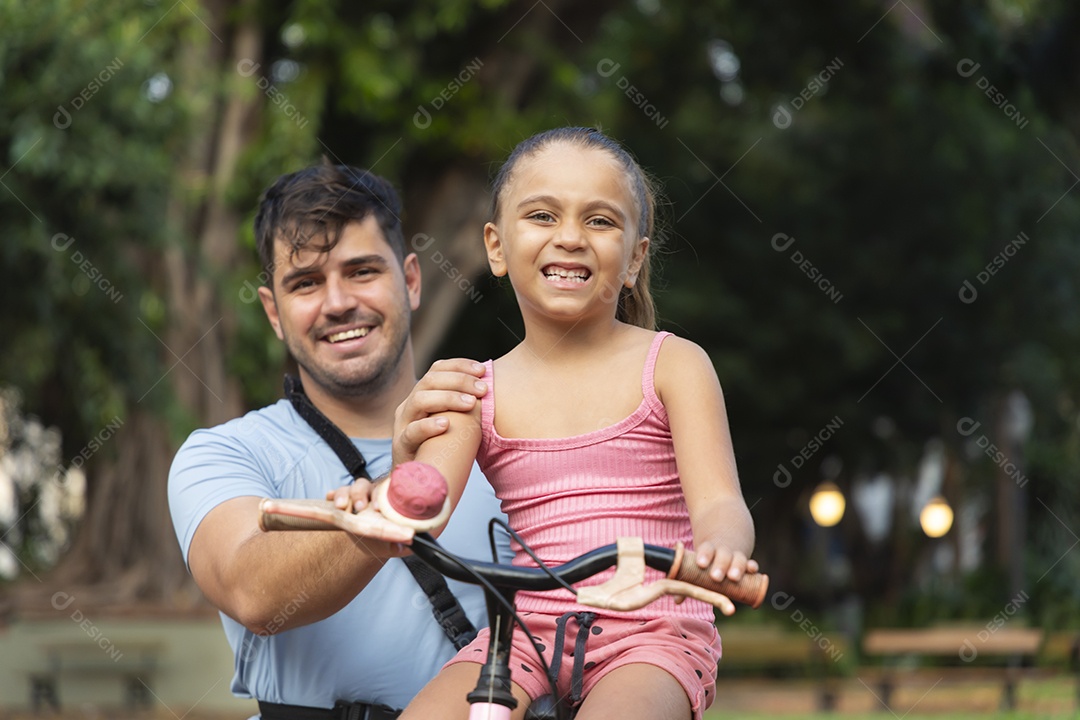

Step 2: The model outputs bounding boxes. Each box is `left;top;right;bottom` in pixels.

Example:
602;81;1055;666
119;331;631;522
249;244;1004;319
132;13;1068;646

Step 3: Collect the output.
284;315;411;399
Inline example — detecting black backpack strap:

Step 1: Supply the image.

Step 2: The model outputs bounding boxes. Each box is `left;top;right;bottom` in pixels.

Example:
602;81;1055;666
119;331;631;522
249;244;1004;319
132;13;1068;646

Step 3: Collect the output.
284;374;477;651
402;556;478;650
286;374;370;480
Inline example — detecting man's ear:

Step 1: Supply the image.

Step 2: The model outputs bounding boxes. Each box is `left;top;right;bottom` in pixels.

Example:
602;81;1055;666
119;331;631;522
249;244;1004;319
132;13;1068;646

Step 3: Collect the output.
624;236;650;288
403;252;422;311
258;286;285;340
484;222;507;277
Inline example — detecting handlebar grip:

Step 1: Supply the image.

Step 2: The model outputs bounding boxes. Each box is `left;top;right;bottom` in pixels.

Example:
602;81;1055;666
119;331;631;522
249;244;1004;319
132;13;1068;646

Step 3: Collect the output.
671;552;769;609
257;499;341;532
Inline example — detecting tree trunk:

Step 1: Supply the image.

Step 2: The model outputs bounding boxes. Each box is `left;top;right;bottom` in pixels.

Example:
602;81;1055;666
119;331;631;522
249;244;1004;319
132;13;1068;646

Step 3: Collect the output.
405;0;615;366
10;0;261;616
23;409;203;613
9;0;616;615
406;168;494;366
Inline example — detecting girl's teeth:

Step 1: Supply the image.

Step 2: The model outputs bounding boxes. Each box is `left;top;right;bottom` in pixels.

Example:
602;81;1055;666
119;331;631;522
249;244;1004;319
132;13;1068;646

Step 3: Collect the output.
544;269;588;281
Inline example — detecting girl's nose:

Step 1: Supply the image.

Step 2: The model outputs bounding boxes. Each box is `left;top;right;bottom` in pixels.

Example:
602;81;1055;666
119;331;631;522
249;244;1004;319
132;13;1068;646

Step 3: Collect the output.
554;221;587;250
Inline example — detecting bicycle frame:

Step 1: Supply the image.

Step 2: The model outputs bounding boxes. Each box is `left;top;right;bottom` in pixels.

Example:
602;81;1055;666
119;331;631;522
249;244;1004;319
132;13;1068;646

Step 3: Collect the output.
408;532;760;720
260;499;767;720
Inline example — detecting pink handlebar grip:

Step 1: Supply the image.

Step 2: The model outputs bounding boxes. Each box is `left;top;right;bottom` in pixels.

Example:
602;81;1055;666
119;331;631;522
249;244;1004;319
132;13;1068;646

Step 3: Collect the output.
671;551;769;609
371;462;452;532
385;462;448;520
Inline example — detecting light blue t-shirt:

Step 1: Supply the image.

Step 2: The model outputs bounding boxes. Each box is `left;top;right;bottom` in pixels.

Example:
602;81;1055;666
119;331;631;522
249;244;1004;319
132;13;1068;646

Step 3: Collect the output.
168;399;512;710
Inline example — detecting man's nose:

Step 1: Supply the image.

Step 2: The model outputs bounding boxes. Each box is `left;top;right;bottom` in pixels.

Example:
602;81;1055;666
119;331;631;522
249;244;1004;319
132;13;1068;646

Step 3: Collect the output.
323;274;358;315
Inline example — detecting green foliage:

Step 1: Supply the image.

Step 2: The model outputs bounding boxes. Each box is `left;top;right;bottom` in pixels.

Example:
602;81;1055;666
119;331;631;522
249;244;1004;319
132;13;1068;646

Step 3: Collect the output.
0;0;188;455
3;0;1080;620
431;0;1080;622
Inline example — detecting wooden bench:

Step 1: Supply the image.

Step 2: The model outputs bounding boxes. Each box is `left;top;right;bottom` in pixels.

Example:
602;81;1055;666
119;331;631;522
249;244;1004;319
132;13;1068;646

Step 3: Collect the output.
719;626;850;710
1039;631;1080;705
29;640;162;712
861;626;1043;711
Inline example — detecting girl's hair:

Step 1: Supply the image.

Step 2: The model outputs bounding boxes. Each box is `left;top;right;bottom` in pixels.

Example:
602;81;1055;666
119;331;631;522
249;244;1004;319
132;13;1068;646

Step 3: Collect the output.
490;127;659;330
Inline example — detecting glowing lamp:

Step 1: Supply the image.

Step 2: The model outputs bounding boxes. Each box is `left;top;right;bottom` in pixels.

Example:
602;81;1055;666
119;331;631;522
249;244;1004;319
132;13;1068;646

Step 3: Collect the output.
920;496;954;538
809;482;846;527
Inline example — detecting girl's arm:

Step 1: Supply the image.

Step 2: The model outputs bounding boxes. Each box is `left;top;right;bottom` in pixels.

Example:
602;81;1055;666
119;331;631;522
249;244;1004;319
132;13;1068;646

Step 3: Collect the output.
655;336;757;589
397;402;483;537
330;404;481;536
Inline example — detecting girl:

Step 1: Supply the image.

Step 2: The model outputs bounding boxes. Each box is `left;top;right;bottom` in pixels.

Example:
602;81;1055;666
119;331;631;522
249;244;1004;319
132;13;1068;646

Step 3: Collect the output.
402;127;757;720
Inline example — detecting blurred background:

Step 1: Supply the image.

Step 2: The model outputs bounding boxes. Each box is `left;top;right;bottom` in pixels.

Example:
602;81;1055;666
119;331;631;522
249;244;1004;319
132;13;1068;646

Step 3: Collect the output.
2;0;1079;716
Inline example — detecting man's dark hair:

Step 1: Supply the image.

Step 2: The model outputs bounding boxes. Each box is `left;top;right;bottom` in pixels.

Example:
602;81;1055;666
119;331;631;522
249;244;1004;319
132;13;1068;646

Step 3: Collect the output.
254;159;406;283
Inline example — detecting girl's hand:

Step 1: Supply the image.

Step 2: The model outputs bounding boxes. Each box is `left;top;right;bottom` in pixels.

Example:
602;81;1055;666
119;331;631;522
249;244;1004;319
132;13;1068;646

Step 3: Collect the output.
393;359;487;465
695;541;760;583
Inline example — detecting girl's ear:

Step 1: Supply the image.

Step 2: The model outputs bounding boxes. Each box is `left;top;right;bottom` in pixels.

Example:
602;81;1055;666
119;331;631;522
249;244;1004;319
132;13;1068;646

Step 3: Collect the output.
484;222;508;277
624;236;650;288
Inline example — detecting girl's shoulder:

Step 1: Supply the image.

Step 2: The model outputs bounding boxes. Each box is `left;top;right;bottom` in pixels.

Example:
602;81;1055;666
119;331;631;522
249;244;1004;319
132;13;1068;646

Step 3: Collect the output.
615;323;666;354
654;331;706;357
653;333;722;404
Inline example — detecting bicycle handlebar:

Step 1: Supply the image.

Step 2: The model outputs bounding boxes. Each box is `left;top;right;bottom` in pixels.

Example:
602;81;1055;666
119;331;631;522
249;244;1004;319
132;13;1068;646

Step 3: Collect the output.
260;499;768;609
412;532;768;608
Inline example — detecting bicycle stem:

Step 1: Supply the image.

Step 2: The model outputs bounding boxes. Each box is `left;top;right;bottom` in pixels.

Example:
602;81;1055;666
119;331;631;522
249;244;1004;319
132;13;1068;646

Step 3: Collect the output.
465;595;519;719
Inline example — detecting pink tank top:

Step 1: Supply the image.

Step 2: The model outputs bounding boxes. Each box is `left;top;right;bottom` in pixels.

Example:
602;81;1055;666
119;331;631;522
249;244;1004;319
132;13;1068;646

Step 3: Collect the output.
477;331;711;620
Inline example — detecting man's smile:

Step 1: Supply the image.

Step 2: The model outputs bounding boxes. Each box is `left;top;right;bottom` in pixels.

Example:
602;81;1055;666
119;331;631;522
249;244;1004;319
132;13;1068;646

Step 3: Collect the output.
325;326;372;343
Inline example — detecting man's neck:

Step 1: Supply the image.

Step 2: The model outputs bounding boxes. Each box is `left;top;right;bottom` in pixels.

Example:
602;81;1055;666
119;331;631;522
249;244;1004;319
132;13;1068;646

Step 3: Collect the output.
296;370;416;439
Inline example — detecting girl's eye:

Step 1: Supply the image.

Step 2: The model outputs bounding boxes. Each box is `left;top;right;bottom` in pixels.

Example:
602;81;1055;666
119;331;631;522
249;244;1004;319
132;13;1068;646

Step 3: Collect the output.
588;216;615;228
527;211;555;223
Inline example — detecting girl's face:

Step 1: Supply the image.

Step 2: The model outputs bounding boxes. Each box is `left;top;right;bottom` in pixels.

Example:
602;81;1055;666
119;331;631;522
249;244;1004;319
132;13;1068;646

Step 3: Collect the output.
484;143;649;326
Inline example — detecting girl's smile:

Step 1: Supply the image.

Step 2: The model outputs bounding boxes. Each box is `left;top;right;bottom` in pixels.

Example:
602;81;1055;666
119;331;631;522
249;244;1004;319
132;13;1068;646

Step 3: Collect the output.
541;262;592;287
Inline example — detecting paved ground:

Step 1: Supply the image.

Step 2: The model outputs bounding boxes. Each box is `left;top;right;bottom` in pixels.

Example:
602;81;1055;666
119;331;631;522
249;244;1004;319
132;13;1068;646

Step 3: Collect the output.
709;675;1078;717
2;677;1075;719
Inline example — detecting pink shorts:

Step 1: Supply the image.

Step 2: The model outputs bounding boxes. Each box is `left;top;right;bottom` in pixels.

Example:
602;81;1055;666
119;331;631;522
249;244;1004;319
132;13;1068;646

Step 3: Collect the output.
445;611;722;719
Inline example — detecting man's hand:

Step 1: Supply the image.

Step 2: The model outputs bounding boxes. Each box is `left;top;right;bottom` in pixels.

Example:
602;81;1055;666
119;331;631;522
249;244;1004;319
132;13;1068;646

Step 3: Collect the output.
326;478;376;512
261;496;415;546
393;358;487;465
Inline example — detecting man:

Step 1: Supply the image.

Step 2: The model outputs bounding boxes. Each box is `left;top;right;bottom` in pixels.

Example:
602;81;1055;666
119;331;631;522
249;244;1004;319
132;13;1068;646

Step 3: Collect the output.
168;161;507;719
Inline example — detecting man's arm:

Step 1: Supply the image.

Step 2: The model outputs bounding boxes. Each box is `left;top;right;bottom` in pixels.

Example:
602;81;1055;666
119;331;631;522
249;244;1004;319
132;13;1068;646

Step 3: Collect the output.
187;495;406;635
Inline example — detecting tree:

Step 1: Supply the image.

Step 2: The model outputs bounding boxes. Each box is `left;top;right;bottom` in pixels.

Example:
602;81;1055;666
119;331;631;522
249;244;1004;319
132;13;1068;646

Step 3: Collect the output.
0;0;622;611
0;0;288;609
435;0;1080;619
3;0;1080;627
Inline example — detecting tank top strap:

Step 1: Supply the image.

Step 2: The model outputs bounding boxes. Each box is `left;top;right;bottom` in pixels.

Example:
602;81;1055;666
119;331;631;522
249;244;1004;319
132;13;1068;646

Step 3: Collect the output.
641;331;673;418
479;359;496;454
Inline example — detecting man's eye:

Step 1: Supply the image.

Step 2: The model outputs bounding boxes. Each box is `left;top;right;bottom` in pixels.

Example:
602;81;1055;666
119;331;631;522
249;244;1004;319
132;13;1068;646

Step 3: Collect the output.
293;278;315;290
353;267;377;278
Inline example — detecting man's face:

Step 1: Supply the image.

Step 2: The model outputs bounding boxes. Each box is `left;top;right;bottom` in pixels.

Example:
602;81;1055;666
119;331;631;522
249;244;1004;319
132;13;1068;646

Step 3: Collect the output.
258;216;421;398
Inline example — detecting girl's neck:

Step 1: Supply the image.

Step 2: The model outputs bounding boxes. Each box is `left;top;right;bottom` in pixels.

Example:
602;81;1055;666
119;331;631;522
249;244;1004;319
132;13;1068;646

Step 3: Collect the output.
518;314;627;359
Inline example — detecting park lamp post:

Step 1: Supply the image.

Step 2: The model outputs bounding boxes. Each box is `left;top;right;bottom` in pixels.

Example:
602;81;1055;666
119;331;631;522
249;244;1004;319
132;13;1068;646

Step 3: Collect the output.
919;496;954;538
810;481;846;527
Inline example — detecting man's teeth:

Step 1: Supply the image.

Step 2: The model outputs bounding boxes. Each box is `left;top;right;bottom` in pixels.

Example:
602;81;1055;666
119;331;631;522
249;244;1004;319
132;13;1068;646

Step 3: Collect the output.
327;328;371;343
544;268;589;282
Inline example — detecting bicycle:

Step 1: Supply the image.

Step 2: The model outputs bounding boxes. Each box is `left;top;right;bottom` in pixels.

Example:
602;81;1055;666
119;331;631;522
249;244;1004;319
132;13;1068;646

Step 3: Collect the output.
259;463;768;720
